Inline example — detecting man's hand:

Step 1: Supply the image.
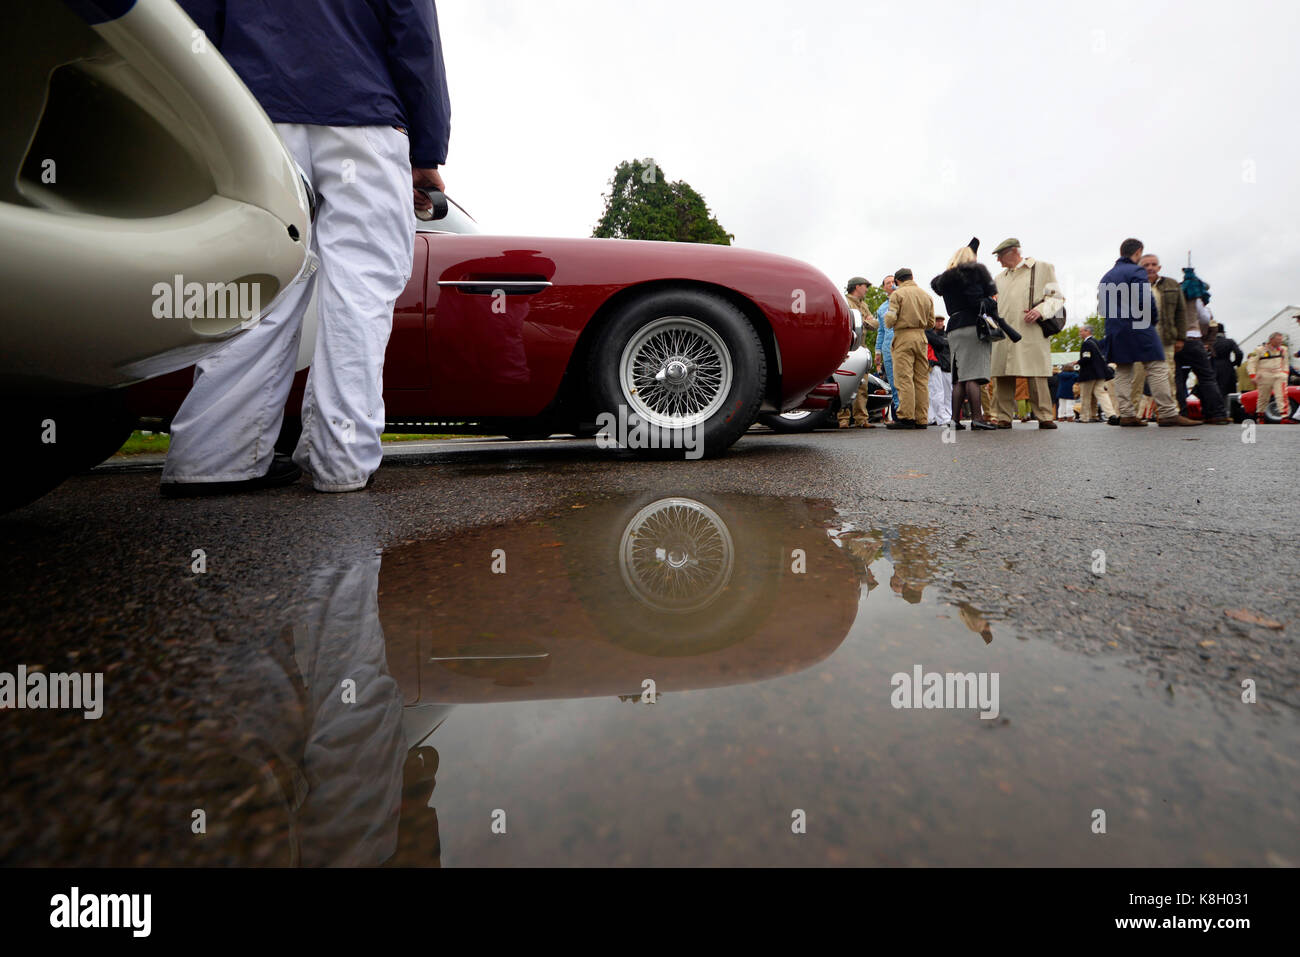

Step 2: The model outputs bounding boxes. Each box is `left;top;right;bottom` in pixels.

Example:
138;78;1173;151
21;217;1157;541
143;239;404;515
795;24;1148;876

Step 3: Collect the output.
1024;308;1042;323
413;167;445;212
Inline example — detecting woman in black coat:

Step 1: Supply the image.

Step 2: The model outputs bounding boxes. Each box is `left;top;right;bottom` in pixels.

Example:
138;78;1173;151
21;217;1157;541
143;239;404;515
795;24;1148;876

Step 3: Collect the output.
930;238;1017;430
1206;324;1244;399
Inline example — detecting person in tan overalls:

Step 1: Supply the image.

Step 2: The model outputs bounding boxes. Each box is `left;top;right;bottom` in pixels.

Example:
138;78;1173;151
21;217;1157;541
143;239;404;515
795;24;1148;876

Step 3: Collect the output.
883;268;936;429
1246;333;1294;422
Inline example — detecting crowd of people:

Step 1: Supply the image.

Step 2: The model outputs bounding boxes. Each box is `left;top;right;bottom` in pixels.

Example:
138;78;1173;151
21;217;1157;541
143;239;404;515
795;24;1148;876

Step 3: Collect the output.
838;237;1298;431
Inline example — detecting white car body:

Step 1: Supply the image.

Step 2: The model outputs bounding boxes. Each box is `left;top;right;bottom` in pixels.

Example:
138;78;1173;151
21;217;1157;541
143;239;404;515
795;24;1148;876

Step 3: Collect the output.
2;0;313;393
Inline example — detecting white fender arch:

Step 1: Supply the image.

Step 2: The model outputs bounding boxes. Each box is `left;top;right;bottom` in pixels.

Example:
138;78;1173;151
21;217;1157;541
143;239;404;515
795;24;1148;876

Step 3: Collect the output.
1;0;313;391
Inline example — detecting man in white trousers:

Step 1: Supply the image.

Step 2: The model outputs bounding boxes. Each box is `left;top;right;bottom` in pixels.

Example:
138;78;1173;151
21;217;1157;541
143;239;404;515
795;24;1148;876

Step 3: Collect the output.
926;316;954;426
162;0;450;496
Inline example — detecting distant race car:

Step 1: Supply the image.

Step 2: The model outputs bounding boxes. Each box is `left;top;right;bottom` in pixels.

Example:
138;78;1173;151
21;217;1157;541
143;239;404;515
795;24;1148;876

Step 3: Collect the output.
5;0;314;510
1221;385;1300;423
127;194;852;461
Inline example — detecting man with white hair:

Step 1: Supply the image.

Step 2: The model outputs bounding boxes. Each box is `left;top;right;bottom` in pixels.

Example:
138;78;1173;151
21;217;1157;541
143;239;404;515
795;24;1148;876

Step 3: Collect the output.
989;238;1065;429
1076;324;1116;422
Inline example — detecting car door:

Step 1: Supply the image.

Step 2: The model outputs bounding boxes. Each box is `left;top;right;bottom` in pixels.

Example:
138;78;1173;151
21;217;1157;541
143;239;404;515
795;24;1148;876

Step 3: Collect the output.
422;238;561;418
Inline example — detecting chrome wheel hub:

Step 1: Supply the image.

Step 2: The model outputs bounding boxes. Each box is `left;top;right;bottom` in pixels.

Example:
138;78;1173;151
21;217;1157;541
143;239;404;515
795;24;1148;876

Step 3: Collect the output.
620;317;733;429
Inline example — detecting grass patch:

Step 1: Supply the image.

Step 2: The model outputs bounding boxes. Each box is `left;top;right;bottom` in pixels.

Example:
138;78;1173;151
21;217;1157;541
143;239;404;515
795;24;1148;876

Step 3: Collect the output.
112;430;462;456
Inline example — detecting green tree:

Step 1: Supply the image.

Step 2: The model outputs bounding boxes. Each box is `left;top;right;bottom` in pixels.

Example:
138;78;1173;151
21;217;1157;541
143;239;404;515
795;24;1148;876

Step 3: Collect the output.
860;286;888;353
592;159;734;245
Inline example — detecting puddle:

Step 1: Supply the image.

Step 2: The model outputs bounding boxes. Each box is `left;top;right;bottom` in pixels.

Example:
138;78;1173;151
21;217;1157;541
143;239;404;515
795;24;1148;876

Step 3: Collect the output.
1;493;1295;866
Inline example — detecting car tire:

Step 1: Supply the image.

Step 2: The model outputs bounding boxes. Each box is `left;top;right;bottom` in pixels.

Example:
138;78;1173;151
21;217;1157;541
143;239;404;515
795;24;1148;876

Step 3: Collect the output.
759;403;838;433
589;289;765;459
7;393;136;512
1262;394;1299;424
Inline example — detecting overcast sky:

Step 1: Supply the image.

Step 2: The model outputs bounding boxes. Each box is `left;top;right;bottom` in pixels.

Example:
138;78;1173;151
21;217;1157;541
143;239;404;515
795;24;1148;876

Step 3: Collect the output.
436;0;1298;342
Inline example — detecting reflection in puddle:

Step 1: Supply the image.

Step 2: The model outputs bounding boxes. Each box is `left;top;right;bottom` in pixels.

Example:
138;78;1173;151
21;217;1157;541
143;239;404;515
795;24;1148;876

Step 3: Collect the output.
2;494;1296;867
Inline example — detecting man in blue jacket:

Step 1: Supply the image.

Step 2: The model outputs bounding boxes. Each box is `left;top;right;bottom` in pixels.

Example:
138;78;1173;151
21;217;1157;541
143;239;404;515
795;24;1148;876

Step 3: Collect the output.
874;275;898;417
1075;324;1116;422
162;0;451;496
1100;239;1199;427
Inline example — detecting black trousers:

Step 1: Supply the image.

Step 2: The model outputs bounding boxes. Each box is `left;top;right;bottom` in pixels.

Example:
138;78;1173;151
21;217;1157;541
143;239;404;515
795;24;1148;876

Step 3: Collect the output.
1176;338;1226;418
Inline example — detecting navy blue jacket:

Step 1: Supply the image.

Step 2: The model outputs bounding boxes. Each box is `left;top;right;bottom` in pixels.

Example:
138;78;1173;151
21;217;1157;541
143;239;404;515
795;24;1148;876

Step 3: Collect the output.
1099;258;1164;364
182;0;451;168
1056;369;1078;400
1077;336;1108;381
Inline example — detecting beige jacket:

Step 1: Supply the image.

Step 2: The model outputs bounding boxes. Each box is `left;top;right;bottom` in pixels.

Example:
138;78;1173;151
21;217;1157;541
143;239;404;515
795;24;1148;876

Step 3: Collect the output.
883;280;935;338
1246;345;1289;378
1151;275;1188;345
990;257;1064;378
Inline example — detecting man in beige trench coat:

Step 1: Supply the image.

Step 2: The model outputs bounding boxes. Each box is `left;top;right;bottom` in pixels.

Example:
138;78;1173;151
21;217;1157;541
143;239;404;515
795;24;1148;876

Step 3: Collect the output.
989;238;1066;429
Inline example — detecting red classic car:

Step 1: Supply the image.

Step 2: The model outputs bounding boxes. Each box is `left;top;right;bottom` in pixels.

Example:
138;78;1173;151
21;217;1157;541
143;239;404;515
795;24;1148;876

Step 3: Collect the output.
1185;384;1300;422
126;196;852;460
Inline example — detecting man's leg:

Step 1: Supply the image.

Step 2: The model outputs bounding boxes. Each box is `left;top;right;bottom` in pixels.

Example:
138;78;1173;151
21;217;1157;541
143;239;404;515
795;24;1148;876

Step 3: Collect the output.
294;126;415;492
1174;354;1189;410
1030;377;1053;421
940;370;953;424
1129;362;1146;408
852;379;872;426
1112;365;1137;418
992;376;1016;424
1256;372;1286;419
1145;358;1180;419
162;126;315;485
910;344;930;424
881;347;898;414
927;367;942;423
1182;339;1226;418
891;340;914;420
1098;381;1117;419
1079;379;1097;421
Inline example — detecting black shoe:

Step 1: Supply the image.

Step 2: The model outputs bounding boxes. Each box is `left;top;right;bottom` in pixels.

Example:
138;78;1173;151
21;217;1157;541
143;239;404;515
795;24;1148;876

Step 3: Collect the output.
1037;420;1058;429
971;420;997;430
1106;416;1121;426
913;421;929;429
161;454;302;498
953;422;966;430
886;419;915;430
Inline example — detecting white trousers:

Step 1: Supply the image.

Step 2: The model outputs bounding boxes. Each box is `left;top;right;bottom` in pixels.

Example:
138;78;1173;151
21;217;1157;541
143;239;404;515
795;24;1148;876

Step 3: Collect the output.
294;556;405;867
162;124;414;492
927;367;953;424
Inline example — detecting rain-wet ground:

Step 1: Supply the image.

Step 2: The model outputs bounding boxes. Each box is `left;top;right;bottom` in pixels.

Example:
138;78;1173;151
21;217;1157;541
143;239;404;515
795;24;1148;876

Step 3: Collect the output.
1;476;1296;866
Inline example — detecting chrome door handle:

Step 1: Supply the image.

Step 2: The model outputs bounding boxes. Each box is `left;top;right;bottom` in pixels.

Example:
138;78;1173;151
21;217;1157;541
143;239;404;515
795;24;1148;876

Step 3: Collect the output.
436;280;552;294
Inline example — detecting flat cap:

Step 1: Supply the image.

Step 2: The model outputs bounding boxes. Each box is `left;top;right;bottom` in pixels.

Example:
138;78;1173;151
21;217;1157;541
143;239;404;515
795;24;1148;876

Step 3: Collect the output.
894;267;913;282
845;276;871;292
992;237;1020;255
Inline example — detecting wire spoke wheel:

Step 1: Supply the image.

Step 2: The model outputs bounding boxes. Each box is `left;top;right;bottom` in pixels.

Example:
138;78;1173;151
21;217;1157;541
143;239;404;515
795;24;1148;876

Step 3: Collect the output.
619;316;733;430
619;498;735;615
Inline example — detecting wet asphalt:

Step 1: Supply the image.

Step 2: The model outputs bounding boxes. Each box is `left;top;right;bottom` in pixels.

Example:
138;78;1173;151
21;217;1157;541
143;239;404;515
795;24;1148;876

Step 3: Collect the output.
1;422;1296;866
